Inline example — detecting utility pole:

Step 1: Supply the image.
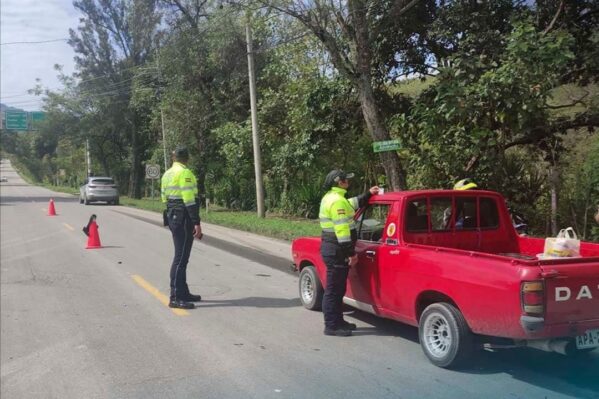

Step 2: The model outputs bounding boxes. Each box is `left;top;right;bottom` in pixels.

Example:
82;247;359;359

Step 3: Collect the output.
246;15;265;218
156;48;168;171
86;138;91;177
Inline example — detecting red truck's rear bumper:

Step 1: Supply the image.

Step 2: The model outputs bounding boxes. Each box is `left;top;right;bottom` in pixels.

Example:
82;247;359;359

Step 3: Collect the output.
520;315;599;338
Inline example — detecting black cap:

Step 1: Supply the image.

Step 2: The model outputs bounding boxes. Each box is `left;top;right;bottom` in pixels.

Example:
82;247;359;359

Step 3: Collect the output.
174;145;189;160
323;169;355;189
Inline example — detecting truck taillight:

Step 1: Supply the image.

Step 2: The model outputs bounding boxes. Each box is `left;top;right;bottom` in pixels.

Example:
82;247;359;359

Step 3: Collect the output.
521;281;544;315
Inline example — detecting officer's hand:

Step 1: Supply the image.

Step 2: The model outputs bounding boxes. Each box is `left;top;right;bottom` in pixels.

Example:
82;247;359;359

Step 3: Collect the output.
369;186;380;195
193;224;203;240
348;254;359;267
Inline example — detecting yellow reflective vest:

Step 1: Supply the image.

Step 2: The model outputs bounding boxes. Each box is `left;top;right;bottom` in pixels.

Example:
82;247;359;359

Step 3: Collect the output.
319;187;361;250
161;161;200;224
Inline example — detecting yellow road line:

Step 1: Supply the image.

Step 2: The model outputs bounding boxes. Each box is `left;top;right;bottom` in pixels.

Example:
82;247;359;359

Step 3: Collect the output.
63;223;75;231
131;274;189;316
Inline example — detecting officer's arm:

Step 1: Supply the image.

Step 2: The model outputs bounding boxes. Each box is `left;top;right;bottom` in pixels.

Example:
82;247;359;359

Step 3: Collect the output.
180;170;201;225
331;199;355;257
348;191;372;210
160;174;167;203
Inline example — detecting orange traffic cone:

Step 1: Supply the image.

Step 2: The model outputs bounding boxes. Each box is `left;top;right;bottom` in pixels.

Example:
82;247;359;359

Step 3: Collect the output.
85;220;102;249
48;198;57;216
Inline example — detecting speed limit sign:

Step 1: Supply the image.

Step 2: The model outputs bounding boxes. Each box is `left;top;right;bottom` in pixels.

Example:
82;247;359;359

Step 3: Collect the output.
145;164;160;179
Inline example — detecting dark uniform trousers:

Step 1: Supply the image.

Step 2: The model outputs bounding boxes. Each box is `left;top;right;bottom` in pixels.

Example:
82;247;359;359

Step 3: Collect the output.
321;240;350;330
168;207;194;301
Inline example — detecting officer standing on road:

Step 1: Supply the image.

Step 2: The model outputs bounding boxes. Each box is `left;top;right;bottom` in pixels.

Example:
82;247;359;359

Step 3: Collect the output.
161;146;203;309
319;170;379;336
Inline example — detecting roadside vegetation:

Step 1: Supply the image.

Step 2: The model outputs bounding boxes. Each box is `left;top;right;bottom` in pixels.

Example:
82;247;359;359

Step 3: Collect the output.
121;196;321;240
1;1;597;241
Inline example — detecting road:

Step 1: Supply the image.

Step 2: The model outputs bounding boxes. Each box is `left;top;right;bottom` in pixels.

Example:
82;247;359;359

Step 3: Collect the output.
1;159;598;399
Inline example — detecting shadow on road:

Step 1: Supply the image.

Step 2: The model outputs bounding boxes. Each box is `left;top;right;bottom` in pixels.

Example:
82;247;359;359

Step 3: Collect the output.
345;307;599;397
468;348;599;396
199;297;301;308
347;309;420;341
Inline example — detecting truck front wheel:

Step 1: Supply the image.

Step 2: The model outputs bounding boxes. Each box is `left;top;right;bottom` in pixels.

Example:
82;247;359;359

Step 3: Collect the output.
299;265;323;311
419;303;473;368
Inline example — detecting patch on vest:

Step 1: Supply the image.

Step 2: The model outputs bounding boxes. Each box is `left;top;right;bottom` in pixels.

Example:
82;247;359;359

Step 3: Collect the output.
185;178;192;182
337;209;346;215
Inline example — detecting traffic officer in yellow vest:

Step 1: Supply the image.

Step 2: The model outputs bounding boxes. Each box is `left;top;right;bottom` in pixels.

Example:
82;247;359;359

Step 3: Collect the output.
161;146;203;309
320;170;379;336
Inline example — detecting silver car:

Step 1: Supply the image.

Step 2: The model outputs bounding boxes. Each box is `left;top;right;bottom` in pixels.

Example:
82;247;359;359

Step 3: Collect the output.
80;177;119;205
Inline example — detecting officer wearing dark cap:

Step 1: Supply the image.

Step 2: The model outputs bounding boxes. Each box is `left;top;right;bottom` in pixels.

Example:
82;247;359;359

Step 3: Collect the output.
161;145;203;309
319;169;379;336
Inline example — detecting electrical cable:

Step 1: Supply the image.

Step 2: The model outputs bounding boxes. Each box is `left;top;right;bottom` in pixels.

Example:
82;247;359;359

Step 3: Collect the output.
0;38;69;46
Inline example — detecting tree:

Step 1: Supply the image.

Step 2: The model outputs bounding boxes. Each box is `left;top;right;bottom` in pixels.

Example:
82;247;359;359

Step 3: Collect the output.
259;0;439;191
68;0;161;197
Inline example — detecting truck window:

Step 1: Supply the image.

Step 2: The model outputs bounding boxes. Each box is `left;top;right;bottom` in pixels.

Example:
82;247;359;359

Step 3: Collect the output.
430;197;452;231
406;199;428;233
357;204;390;242
455;197;477;230
479;197;499;229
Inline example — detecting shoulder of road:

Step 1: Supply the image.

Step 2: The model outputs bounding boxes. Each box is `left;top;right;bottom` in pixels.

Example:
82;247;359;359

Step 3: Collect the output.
114;205;292;261
2;159;298;270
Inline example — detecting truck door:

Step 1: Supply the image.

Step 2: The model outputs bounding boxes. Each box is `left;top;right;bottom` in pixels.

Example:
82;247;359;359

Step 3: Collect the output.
348;202;392;309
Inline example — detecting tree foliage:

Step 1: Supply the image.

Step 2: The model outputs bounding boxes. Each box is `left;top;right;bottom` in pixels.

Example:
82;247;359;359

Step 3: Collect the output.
7;0;598;240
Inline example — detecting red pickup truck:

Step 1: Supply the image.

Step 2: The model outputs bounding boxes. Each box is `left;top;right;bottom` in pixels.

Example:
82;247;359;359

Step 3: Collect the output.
291;190;599;368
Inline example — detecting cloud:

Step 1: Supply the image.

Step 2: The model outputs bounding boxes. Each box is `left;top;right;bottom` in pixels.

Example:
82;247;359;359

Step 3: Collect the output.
1;0;80;110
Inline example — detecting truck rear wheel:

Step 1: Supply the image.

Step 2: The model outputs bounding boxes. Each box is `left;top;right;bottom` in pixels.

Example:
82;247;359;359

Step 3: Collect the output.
419;302;473;368
299;265;323;311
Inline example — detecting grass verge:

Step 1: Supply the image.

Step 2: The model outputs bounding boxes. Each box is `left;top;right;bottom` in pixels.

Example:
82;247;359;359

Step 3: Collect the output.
6;159;320;241
34;183;320;241
121;196;321;241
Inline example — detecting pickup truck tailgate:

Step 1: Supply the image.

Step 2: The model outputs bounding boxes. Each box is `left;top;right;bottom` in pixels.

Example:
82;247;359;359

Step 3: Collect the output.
541;261;599;324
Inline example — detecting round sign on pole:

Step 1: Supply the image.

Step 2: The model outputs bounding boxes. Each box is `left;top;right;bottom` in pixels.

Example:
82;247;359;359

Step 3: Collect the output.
146;164;160;179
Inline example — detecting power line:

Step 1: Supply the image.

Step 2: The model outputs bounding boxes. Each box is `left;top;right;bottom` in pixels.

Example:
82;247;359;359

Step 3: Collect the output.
0;38;69;46
0;93;34;99
1;66;157;100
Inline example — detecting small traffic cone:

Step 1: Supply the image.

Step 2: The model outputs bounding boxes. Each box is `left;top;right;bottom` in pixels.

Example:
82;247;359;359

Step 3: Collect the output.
47;199;57;216
85;220;102;249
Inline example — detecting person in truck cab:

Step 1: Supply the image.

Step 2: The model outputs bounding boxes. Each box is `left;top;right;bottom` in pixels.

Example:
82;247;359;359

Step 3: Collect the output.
453;178;477;191
444;178;478;229
319;169;379;337
452;178;529;234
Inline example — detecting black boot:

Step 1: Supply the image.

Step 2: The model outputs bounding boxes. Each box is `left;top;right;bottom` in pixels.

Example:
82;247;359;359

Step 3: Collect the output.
340;320;357;330
182;293;202;302
169;299;195;309
324;327;352;337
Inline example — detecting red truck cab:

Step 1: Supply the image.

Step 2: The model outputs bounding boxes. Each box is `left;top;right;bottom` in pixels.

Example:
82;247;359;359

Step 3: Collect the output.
292;190;599;368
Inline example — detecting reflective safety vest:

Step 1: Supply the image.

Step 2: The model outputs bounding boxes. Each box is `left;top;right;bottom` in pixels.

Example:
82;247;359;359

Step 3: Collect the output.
319;187;360;244
161;161;198;206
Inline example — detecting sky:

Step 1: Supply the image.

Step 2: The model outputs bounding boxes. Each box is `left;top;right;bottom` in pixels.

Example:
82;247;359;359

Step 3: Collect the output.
1;0;80;111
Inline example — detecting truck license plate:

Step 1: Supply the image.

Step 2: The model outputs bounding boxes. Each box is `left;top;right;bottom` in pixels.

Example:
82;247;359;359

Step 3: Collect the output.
576;329;599;349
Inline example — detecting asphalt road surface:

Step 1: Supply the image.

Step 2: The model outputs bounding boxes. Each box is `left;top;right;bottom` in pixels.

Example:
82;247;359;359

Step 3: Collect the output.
1;159;598;399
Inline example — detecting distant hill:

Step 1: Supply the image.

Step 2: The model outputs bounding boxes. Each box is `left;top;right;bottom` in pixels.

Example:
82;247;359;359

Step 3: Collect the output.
0;103;26;113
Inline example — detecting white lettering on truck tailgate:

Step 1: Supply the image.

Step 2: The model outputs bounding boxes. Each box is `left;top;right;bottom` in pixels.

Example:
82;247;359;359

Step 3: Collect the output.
555;285;598;301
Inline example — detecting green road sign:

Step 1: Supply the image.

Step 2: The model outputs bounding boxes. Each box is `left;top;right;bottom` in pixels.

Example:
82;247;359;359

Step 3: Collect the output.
373;139;400;153
31;111;45;122
30;111;46;130
5;111;28;130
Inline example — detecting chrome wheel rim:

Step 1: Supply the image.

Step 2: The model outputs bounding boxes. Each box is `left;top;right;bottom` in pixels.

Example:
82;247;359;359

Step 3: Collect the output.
423;313;452;358
300;272;314;304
